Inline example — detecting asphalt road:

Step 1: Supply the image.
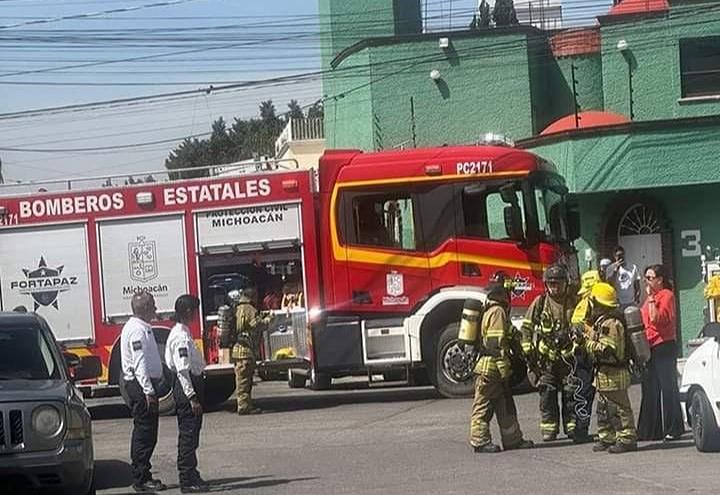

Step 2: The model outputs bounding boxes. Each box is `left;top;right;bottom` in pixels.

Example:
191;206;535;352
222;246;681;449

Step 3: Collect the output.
90;380;718;495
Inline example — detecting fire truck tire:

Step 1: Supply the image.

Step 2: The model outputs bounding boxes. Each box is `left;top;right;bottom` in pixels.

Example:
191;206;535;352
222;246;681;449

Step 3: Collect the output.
287;368;307;389
203;373;236;408
309;368;332;390
433;322;475;398
690;390;720;452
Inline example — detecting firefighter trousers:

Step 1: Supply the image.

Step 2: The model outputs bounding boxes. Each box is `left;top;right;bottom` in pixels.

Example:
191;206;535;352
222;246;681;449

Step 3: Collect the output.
537;365;576;437
469;373;524;449
234;358;255;413
597;389;637;446
173;375;204;486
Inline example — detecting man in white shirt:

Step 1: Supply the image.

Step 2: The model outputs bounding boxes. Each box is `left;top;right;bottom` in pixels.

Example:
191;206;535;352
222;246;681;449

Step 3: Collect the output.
119;291;166;493
165;294;208;494
605;246;641;309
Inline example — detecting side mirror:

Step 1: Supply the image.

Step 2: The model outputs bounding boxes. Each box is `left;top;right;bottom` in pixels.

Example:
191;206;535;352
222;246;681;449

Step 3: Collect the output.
567;208;581;241
71;355;102;382
504;205;524;242
63;352;81;369
499;184;517;204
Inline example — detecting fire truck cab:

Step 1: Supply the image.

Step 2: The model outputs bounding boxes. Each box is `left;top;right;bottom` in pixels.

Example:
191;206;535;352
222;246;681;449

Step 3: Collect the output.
0;143;578;400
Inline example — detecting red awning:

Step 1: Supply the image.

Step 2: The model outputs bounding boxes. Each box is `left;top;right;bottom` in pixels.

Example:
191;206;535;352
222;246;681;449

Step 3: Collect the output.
608;0;669;16
540;111;630;136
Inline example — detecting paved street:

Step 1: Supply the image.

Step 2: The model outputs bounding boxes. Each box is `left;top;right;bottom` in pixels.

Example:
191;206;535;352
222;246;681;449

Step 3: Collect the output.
90;380;718;495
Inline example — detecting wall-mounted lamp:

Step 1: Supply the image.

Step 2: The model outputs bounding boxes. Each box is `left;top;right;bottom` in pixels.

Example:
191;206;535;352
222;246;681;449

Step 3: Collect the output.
616;39;634;120
430;69;442;81
438;37;450;49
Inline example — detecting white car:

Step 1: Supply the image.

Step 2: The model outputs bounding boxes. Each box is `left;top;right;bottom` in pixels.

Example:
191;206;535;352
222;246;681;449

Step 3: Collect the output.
680;322;720;452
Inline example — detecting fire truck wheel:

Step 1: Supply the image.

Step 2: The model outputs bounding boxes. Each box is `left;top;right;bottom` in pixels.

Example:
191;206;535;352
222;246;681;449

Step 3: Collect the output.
287;368;307;389
203;373;236;408
434;322;475;398
309;368;332;390
690;390;720;452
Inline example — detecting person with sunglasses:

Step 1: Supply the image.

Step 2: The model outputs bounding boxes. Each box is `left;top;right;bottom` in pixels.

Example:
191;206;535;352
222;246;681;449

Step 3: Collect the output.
637;264;684;442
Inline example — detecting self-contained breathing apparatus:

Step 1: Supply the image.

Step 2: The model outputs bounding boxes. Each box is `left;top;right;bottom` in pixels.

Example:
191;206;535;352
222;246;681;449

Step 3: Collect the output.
458;274;527;387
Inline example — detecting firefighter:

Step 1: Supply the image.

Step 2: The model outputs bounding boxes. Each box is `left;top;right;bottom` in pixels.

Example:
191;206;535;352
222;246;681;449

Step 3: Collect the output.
165;294;209;494
521;264;577;441
230;287;263;415
569;270;602;444
468;278;535;453
578;283;637;453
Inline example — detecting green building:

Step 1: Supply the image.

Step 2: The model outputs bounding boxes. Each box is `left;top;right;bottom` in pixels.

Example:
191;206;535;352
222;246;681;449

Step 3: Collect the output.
319;0;720;350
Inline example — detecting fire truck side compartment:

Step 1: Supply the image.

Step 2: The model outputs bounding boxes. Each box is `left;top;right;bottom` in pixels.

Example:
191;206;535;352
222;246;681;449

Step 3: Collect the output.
312;316;363;371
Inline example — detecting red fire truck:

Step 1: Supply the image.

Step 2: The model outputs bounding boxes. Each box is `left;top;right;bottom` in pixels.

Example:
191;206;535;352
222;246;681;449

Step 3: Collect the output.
0;144;578;400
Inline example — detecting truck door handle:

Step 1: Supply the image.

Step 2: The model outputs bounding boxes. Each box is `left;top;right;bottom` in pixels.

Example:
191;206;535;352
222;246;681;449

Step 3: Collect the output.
462;263;482;277
352;291;372;304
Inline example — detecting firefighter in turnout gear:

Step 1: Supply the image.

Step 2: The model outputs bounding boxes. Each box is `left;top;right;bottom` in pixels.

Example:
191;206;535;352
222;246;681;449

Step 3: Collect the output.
468;278;535;453
521;264;577;441
568;270;602;444
578;283;638;453
229;288;264;415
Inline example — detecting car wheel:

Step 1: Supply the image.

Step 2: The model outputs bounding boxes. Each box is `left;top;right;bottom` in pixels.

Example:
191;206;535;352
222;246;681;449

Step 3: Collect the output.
433;322;475;398
690;390;720;452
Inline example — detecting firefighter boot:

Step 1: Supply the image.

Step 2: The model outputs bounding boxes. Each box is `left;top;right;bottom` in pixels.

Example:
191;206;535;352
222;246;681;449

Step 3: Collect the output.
608;442;637;454
473;443;501;454
592;442;613;452
504;439;535;451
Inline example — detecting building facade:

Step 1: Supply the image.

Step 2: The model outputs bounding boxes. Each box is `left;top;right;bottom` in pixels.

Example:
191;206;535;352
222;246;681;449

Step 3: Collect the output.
319;0;720;350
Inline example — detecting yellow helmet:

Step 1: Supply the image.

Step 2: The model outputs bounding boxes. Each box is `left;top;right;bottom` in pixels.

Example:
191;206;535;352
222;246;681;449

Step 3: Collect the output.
590;282;619;308
578;270;601;296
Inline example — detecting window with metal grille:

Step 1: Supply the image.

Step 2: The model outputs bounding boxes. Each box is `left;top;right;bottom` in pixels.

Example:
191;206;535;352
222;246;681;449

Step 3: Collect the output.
680;37;720;98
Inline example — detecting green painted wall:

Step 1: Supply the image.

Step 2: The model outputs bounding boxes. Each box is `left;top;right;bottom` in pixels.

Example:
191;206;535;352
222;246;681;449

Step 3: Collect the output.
555;54;605;114
324;49;375;150
528;122;720;351
318;0;422;70
328;31;539;150
601;2;720;121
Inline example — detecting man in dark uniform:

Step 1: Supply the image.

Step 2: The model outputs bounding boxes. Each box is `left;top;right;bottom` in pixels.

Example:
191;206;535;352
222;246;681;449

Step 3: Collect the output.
166;294;209;493
119;292;166;492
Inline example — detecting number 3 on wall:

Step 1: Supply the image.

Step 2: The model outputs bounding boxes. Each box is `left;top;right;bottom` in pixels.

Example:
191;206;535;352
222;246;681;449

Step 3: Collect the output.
681;229;702;257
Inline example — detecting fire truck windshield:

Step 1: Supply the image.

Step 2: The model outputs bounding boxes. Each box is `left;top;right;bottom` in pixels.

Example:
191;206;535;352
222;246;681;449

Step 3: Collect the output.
532;175;570;245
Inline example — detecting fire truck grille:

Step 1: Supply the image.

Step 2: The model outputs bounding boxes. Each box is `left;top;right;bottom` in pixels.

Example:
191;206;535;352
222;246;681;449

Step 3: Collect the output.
9;410;23;446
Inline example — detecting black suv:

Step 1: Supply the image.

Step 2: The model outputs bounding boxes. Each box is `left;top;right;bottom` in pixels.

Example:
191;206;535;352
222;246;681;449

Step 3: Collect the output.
0;312;101;494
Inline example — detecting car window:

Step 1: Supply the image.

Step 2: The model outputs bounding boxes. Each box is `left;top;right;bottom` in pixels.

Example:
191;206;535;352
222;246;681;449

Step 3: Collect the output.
0;326;60;380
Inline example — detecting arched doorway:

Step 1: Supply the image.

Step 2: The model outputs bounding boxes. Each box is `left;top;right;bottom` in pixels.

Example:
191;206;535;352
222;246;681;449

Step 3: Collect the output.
617;203;663;271
598;194;673;290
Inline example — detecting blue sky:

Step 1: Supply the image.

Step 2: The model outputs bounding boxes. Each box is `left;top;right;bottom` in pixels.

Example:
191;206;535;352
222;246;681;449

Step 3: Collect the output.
0;0;610;183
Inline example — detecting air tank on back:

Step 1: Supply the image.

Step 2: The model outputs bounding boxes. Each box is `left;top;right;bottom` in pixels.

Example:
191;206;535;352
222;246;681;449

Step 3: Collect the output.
624;305;651;365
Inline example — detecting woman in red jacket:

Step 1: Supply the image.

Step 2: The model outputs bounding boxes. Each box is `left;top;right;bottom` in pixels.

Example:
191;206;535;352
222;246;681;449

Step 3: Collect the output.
637;264;684;441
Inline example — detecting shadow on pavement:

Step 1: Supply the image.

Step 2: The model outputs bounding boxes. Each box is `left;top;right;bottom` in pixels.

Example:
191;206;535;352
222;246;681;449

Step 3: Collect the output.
90;403;131;421
637;440;695;451
94;459;134;490
216;386;442;414
206;475;317;492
